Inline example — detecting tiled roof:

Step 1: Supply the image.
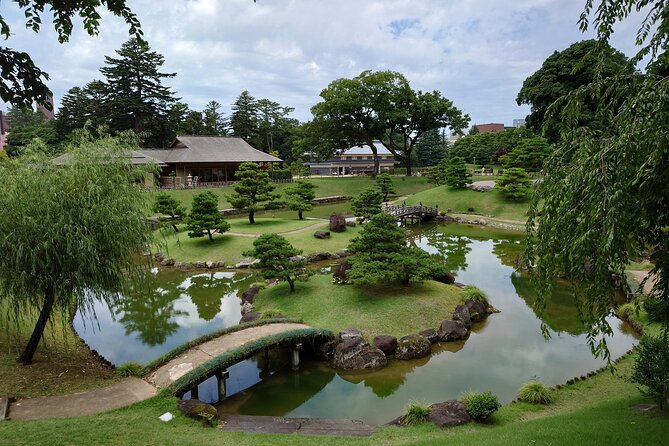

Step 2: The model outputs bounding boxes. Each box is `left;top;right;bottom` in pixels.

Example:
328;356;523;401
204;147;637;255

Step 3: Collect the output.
342;140;392;155
141;136;282;163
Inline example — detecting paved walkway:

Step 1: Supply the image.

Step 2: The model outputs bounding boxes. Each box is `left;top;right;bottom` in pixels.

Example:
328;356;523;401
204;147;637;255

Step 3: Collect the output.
8;322;311;420
628;269;658;295
221;415;375;436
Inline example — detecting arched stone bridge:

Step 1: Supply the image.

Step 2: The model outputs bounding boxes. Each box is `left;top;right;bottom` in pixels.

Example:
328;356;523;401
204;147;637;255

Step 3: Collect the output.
383;204;439;225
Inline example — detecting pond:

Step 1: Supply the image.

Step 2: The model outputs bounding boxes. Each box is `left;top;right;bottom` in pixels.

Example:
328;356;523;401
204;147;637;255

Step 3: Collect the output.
74;224;639;425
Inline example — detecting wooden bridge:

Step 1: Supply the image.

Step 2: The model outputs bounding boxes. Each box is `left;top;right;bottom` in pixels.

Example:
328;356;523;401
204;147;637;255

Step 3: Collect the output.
383;204;439;225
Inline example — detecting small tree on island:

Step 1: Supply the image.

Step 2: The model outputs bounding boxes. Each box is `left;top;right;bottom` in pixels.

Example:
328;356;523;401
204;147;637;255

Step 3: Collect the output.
347;212;445;285
428;158;449;186
153;193;186;232
375;173;396;201
186;191;231;242
0;135;153;365
445;156;472;188
243;234;311;292
496;167;532;200
285;180;317;220
351;187;384;223
226;162;283;224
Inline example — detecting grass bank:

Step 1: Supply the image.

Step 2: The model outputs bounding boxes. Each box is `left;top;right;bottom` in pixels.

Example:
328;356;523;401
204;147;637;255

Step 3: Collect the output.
254;274;464;339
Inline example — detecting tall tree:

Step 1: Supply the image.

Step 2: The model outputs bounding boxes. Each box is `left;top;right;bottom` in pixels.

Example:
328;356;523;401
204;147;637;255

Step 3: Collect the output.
285;181;317;220
203;100;228;136
444;156;472;189
226;162;283;224
351;187;383;223
0;133;152;365
100;38;178;147
0;1;142;110
153;193;186;232
500;136;552;172
416;128;446;167
526;0;669;356
516;39;630;143
186;191;230;243
55;80;110;139
5;106;57;156
230;91;258;143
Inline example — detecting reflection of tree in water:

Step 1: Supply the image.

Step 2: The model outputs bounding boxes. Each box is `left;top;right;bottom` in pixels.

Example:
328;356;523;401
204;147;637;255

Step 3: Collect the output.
492;240;525;269
510;272;587;336
423;232;472;273
187;273;233;321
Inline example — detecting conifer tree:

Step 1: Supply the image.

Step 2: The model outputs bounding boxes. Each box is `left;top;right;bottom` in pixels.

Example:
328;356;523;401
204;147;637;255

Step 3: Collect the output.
186;191;230;242
375;173;396;201
230;91;258;142
226;162;283;224
285;181;317;220
444;156;472;188
243;234;310;292
351;187;384;223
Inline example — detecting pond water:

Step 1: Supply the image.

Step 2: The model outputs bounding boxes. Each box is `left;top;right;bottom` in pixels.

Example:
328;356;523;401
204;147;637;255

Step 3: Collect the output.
73;224;639;425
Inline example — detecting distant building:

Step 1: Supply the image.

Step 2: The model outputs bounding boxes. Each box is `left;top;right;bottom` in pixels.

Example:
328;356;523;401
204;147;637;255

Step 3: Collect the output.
512;118;526;128
305;140;395;176
473;123;505;133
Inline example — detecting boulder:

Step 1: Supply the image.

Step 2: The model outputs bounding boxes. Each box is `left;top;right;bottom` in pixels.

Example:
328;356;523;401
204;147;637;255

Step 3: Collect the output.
431;271;455;284
427;401;471;428
289;255;308;263
215;261;226;268
317;340;338;360
307;252;331;262
465;299;488;322
333;338;387;370
419;328;440;344
345;221;356;227
205;261;215;269
478;219;487;226
373;335;398;356
439;320;469;341
240;302;254;315
160;258;175;267
339;327;363;341
235;258;257;269
177;399;218;425
174;262;192;271
332;260;352;284
335;250;350;258
329;213;347;233
241;284;260;304
314;231;331;239
395;334;432;360
192;261;206;268
486;305;501;314
452;304;472;329
240;311;260;323
154;252;166;262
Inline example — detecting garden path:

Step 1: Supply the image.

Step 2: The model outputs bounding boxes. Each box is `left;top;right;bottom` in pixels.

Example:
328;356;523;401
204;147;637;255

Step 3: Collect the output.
226;221;328;238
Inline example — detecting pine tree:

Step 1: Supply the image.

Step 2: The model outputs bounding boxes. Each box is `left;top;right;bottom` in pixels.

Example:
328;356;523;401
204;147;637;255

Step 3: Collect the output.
56;80;110;140
186;191;230;243
375;173;396;201
243;234;311;292
203;100;228;136
415;128;445;167
351;187;384;223
230;91;258;143
100;38;178;147
285;181;317;220
226;162;283;224
496;167;532;200
153;193;186;232
445;156;472;188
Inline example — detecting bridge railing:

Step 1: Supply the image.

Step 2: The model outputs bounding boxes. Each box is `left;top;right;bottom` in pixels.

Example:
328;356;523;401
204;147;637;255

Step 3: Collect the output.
383;204;439;216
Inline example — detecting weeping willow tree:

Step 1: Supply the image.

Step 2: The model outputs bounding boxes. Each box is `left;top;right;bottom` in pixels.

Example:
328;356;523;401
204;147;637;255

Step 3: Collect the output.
526;0;669;359
0;133;154;365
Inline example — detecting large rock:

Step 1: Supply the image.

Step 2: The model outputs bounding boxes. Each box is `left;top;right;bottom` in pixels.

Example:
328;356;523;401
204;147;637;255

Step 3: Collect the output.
465;299;488;322
329;213;347;233
314;231;331;239
419;328;440;344
395;334;432;360
241;284;260;304
439;320;469;341
333;260;352;284
345;221;356;227
235;258;259;269
240;311;260;323
333;338;387;370
373;335;398;356
174;262;192;271
177;399;218;425
307;252;331;262
427;401;471;428
240;302;254;315
452;304;472;329
160;258;175;266
431;271;455;284
192;260;206;268
339;327;363;341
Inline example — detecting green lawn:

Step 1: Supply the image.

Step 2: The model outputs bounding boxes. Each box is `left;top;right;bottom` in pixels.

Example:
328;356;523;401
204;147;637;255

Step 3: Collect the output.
227;217;322;234
406;186;530;222
157;223;362;264
255;274;464;339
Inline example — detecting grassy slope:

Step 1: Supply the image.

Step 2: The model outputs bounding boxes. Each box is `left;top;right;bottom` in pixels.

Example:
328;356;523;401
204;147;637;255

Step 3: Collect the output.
406;186;530;222
255;274;464;339
158;223;362;264
227;217;321;234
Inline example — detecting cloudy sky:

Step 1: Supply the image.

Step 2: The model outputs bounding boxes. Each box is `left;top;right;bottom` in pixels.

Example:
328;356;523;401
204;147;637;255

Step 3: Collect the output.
2;0;642;128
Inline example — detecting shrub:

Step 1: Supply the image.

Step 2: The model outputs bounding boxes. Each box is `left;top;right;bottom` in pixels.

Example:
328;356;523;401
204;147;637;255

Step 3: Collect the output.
402;402;431;426
616;302;636;321
630;332;669;409
260;309;285;320
460;391;501;422
462;286;488;304
517;380;553;404
116;361;144;377
643;295;668;322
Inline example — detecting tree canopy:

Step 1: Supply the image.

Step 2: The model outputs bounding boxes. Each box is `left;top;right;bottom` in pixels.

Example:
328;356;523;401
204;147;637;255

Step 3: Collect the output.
351;187;383;222
500;136;552;172
243;234;310;292
444;156;472;189
496;167;532;200
449;126;536;165
186;191;230;243
285;180;317;220
153;193;186;232
0;133;152;365
226;162;283;224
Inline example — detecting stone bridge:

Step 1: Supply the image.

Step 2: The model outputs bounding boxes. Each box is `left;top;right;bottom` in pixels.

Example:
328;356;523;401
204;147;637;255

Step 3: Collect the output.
383;204;439;225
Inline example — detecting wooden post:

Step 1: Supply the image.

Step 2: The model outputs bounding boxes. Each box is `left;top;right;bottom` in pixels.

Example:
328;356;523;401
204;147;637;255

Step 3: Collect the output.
191;385;199;400
292;343;303;371
216;370;230;400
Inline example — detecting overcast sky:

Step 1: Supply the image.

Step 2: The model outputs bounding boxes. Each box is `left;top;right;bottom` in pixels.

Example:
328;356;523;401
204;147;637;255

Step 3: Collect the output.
2;0;642;128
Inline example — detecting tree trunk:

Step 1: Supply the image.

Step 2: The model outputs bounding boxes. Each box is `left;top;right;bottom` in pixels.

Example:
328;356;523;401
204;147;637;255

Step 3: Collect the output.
404;156;413;177
207;230;214;243
298;210;303;220
286;276;295;292
17;287;56;365
249;211;255;224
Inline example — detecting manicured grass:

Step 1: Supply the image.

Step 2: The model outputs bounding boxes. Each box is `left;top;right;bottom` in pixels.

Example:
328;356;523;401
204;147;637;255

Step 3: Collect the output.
0;304;119;398
254;274;464;339
406;186;530;222
157;223;362;264
227;217;323;234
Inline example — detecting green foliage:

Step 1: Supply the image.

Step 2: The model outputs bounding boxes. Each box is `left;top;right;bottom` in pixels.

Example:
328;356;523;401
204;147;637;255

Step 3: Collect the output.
428;158;449;186
643;296;669;323
116;361;144;377
375;173;396;201
285;180;317;219
445;156;472;188
403;402;431;426
616;303;636;321
226;162;283;224
450;127;536;164
186;191;230;243
496;167;532;200
500;136;552;172
630;332;669;409
0;132;153;365
243;234;311;292
230;90;258;141
5;107;58;156
517;380;554;404
462;286;489;304
259;309;285;320
350;187;383;222
153;193;186;231
416;128;446;167
460;391;501;422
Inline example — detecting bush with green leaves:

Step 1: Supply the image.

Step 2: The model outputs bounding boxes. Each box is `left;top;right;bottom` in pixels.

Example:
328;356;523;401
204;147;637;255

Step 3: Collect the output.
462;285;488;304
630;332;669;409
116;361;144;377
186;191;231;243
226;162;283;224
496;167;532;200
351;187;383;223
375;173;396;201
459;391;501;422
642;295;669;323
517;380;553;404
243;234;311;292
153;193;186;232
402;402;431;426
616;303;636;321
285;180;317;220
445;156;472;188
260;309;285;319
